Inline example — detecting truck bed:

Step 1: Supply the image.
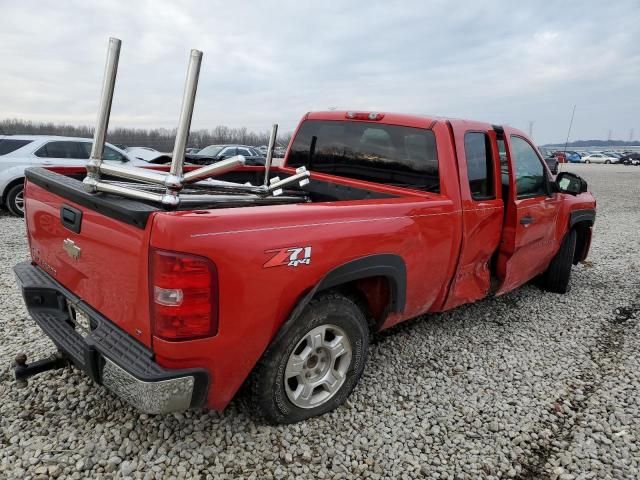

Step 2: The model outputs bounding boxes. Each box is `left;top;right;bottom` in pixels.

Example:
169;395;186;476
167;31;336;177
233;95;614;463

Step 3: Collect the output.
26;167;397;229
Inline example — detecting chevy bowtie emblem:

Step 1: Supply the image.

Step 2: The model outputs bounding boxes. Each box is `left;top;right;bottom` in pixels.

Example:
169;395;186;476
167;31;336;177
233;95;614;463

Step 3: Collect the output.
63;238;81;260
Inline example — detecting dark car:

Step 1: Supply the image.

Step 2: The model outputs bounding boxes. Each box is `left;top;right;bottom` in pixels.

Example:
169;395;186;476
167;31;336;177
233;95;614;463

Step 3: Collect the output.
544;155;559;174
187;144;265;166
620;152;640;166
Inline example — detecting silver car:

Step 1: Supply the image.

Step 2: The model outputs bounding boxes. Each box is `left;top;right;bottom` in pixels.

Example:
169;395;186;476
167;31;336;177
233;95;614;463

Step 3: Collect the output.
0;135;145;216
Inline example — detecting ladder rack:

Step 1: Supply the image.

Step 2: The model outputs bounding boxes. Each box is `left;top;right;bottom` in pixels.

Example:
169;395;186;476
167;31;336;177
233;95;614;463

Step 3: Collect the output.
83;38;310;208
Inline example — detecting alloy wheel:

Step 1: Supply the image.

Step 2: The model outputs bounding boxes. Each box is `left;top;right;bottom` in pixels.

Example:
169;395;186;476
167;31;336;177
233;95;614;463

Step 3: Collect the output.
284;324;352;409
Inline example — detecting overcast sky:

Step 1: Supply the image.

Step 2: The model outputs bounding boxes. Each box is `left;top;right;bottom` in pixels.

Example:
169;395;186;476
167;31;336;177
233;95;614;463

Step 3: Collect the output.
1;0;638;144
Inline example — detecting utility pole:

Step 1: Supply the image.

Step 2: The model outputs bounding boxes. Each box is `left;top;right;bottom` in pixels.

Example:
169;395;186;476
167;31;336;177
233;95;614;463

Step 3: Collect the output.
528;121;534;138
630;129;634;142
563;105;576;154
608;129;612;141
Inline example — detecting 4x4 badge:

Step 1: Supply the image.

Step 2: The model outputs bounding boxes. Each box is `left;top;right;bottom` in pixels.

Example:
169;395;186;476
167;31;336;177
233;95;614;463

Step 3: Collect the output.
63;238;81;260
264;246;311;268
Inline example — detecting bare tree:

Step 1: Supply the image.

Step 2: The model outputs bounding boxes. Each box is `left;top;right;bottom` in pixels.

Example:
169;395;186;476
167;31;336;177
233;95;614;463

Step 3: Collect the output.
0;118;292;152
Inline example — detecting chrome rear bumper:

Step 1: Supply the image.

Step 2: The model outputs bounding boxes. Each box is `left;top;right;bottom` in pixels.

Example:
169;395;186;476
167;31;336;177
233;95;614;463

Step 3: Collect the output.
13;261;209;414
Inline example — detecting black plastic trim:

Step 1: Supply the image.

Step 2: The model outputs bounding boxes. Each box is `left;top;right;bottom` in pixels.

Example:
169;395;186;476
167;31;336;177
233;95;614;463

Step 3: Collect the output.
569;208;596;228
287;254;407;330
13;261;209;409
317;254;407;312
26;168;158;229
60;204;82;233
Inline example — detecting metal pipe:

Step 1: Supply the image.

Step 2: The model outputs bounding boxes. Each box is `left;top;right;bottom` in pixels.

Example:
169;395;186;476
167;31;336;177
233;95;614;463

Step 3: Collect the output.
99;162;168;185
192;178;266;194
182;155;245;183
166;49;203;193
263;123;278;186
178;193;307;206
86;37;121;189
93;180;165;203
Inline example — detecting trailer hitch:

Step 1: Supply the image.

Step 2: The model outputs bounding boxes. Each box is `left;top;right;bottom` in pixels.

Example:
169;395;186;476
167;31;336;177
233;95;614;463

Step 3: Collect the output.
13;351;70;387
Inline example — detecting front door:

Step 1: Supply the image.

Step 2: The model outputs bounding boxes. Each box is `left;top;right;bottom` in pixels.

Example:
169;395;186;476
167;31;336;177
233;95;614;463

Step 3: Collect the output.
496;131;562;294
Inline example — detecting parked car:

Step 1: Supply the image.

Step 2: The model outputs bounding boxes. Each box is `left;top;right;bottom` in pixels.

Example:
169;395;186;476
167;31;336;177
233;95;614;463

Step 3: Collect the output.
565;151;582;163
0;135;145;216
188;144;266;166
544;155;559;174
186;147;201;154
13;111;596;423
257;145;269;155
551;151;567;163
126;147;172;164
126;146;158;152
581;153;619;164
620;152;640;165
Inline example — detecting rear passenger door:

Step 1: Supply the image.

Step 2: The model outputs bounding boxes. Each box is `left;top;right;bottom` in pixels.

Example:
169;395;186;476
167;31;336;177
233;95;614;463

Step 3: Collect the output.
496;131;562;294
442;126;504;309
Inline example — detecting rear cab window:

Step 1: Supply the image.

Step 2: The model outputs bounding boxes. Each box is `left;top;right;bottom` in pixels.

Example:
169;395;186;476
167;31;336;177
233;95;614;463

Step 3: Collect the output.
0;139;33;156
287;120;440;192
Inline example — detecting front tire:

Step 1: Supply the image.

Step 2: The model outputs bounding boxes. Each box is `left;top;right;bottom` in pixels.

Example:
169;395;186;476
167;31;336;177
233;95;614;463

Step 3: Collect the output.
541;229;577;294
249;293;369;423
6;183;25;217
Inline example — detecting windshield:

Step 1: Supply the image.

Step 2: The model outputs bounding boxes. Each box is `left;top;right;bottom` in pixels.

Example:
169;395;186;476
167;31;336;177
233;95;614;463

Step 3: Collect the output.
197;145;224;156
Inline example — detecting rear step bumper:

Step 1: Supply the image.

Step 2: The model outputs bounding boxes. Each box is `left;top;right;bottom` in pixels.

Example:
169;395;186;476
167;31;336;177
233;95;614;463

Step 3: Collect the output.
13;261;209;414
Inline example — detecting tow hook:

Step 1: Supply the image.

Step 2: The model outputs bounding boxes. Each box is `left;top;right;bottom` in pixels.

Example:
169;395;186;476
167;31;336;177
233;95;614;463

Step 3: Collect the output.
13;351;70;387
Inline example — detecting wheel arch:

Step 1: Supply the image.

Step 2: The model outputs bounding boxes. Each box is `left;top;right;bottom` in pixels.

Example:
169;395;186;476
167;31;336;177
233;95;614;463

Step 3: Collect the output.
569;209;595;265
2;176;25;206
287;254;407;333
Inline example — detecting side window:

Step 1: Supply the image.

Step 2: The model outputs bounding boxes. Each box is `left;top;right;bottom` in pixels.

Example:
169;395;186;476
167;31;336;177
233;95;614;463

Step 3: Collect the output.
463;132;494;199
510;136;547;198
237;148;252;157
497;138;509;187
221;147;236;158
35;141;87;159
0;139;33;156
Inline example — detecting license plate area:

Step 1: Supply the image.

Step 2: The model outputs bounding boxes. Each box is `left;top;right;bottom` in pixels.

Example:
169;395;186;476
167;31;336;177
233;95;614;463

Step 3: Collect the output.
67;303;95;337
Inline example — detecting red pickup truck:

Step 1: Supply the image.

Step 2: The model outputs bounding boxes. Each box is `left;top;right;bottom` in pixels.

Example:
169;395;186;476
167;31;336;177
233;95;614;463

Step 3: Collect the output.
14;110;595;423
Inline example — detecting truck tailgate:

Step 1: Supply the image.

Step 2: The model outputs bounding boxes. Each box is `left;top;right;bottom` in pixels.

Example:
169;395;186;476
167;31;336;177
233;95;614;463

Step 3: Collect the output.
24;168;156;347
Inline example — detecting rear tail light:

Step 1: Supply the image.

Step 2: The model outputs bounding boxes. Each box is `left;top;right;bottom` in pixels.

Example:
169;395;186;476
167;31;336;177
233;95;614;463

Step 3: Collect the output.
150;249;218;340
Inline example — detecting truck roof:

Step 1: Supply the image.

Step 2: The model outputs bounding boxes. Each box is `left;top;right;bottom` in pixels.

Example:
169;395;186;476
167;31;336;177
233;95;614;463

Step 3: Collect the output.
305;110;500;132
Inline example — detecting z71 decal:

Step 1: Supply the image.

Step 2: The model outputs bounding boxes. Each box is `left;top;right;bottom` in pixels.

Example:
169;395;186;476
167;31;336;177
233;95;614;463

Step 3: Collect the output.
264;246;312;268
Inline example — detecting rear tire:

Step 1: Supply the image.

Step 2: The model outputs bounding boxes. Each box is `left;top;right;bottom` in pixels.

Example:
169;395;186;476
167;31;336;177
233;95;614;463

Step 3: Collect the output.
6;183;25;217
541;229;577;294
249;293;369;423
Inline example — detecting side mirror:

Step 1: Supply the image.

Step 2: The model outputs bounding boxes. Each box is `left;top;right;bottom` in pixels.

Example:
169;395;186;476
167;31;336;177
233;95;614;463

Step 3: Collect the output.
556;172;587;195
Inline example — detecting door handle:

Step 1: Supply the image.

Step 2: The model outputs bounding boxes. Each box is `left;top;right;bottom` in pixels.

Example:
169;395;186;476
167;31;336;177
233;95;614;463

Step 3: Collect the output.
520;216;534;225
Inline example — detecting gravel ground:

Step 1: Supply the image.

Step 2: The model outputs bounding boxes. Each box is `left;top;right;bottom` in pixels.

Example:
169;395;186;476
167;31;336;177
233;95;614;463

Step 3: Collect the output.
1;164;638;479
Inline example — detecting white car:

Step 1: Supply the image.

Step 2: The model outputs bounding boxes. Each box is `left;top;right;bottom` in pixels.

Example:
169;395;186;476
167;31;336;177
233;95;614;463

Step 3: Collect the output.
581;153;619;164
0;135;147;216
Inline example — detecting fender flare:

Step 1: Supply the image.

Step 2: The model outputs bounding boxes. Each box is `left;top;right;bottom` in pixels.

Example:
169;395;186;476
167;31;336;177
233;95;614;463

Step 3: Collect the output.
569;208;595;228
287;254;407;326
